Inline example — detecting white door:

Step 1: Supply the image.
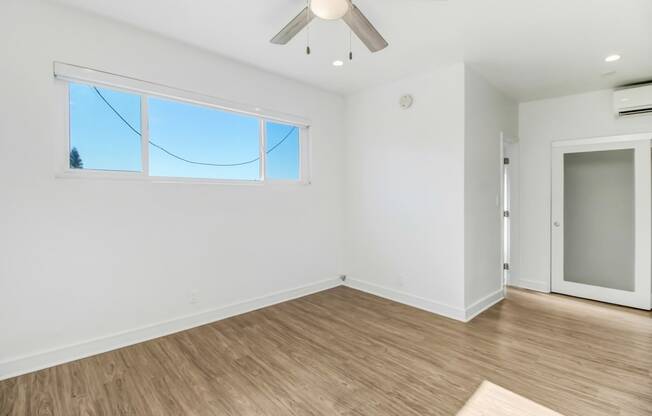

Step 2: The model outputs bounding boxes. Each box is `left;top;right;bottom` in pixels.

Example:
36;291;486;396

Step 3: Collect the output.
551;135;651;310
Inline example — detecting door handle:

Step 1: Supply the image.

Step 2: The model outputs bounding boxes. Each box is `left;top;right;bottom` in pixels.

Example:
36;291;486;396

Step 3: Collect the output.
553;221;560;227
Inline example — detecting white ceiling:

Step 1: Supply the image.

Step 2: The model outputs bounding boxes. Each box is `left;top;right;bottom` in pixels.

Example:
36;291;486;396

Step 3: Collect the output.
51;0;652;101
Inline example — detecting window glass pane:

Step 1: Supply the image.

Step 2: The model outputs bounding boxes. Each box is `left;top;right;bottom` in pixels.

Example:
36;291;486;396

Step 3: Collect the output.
148;98;260;180
69;83;142;171
265;121;300;180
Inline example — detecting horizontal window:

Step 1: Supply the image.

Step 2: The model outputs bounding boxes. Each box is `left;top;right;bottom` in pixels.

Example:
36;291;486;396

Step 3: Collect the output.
66;81;307;183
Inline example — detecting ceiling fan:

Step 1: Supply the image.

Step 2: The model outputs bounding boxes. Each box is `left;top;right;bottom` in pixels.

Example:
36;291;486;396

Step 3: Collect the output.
270;0;389;54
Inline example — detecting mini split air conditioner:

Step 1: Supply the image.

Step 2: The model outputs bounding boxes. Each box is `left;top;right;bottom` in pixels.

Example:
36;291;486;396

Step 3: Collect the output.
614;83;652;117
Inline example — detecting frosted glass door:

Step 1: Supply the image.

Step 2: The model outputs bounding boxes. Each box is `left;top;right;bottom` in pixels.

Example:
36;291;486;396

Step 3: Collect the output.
563;149;635;291
551;138;651;310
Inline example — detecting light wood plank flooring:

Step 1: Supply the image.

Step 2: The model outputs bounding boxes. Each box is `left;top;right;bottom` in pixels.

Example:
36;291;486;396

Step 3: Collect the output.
1;287;651;415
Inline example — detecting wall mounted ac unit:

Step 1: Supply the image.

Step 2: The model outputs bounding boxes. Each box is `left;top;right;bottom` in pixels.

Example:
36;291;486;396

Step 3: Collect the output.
614;84;652;117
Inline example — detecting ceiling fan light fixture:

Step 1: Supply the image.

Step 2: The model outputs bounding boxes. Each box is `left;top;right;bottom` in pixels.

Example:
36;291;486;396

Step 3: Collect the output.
270;0;387;53
310;0;350;20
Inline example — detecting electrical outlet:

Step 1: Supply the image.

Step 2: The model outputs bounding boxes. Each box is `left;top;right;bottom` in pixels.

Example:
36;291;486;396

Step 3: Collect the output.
190;291;198;305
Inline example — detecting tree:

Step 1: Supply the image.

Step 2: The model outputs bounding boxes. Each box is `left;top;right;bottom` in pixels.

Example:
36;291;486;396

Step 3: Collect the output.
70;147;83;169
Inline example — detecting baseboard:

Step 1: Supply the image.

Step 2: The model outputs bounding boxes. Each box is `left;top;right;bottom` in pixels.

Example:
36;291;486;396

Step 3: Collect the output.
510;279;550;293
344;279;467;321
345;279;505;323
464;289;505;322
0;277;342;381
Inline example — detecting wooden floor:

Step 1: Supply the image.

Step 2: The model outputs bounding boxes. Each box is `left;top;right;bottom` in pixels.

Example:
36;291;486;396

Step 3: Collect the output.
1;287;651;416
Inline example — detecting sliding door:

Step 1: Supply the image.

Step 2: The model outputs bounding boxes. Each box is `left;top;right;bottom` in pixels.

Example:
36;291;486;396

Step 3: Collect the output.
551;136;651;310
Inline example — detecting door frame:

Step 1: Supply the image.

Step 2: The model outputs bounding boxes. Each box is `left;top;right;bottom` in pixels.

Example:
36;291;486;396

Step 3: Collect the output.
550;133;652;310
501;133;519;297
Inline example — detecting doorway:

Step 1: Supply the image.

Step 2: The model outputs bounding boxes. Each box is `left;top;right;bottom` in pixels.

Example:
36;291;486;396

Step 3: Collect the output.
503;148;511;292
502;138;519;293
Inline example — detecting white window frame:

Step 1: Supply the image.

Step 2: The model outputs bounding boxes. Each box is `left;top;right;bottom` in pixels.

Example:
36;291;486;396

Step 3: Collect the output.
55;62;311;185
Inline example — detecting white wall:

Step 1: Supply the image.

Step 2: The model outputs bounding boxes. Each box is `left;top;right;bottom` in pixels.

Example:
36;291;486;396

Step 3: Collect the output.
0;0;345;377
518;90;652;291
344;64;468;317
343;64;517;319
463;68;518;307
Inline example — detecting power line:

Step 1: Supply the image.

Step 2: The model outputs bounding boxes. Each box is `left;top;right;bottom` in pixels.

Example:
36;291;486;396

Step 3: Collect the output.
91;86;296;167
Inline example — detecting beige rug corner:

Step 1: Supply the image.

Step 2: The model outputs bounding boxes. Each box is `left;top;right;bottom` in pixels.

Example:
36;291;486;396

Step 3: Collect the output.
457;381;563;416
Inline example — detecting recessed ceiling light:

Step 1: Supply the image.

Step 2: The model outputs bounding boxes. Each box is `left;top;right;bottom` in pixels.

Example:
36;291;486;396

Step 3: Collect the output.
605;54;621;62
333;60;344;67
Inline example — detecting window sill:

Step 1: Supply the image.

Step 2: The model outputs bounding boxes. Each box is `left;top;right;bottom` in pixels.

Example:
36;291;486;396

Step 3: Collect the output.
55;170;310;186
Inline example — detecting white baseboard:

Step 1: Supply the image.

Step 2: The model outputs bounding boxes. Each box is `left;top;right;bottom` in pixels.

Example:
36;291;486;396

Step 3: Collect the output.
0;277;514;381
464;289;505;322
344;279;467;321
0;277;342;381
510;278;550;293
345;279;504;323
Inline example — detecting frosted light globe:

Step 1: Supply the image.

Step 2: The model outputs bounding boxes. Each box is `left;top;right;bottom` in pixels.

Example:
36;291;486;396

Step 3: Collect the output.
310;0;350;20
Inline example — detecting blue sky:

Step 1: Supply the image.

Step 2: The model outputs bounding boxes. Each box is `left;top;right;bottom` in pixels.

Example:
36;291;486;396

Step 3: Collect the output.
69;83;300;180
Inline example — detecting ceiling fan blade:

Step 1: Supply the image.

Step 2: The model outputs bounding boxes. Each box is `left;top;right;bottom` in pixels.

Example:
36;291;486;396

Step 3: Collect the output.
270;7;315;45
342;5;388;52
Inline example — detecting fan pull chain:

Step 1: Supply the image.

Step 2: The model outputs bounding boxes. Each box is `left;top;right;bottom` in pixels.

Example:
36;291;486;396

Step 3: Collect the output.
349;29;353;60
306;0;311;55
306;29;311;55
